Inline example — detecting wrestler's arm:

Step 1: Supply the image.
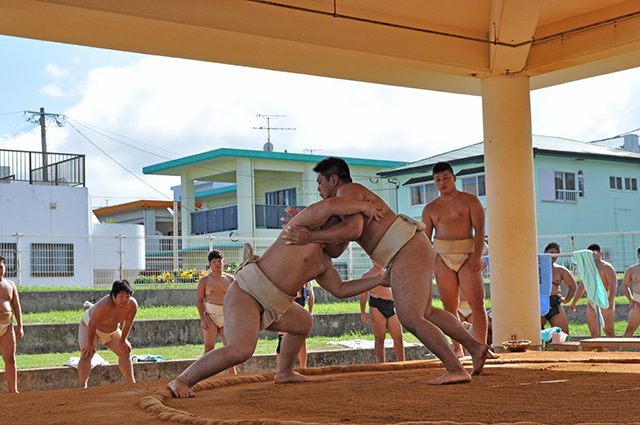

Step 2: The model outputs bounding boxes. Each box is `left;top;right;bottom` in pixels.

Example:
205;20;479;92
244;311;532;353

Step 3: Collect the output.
622;268;633;303
315;265;387;299
293;197;380;229
359;292;369;324
119;299;138;353
559;266;577;304
10;282;23;341
604;265;617;309
196;277;211;330
421;204;435;242
569;282;586;312
307;285;314;314
468;196;486;273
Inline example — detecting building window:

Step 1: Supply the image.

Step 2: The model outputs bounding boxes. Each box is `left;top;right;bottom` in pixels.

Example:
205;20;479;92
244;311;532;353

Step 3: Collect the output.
410;183;438;206
461;175;486;197
0;243;17;278
610;176;623;191
30;243;74;277
266;188;296;206
625;177;638;192
554;171;576;202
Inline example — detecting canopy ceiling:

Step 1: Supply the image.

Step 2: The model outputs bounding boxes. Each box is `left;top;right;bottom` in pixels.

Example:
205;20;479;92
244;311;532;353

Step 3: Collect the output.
1;1;640;95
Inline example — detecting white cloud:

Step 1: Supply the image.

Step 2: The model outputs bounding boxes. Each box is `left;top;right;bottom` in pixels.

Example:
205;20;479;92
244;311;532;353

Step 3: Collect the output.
38;84;68;98
43;63;72;79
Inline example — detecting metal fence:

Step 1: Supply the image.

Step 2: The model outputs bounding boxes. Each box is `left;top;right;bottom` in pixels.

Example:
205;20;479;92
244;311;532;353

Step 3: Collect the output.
0;149;85;186
2;230;640;288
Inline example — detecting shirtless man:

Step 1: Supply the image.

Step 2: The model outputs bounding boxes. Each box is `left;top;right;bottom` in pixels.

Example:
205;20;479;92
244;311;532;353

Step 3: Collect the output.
283;157;491;385
197;249;235;375
570;244;617;337
360;262;404;363
78;279;138;388
540;242;577;334
0;255;23;393
421;162;488;358
622;247;640;337
168;197;388;398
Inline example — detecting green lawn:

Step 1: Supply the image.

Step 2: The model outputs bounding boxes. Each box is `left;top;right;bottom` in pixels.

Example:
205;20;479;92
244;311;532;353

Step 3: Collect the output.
5;298;638;371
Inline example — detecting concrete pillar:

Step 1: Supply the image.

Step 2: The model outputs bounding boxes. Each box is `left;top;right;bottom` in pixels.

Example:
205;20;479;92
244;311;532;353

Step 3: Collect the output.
481;75;541;351
180;175;195;237
236;158;255;237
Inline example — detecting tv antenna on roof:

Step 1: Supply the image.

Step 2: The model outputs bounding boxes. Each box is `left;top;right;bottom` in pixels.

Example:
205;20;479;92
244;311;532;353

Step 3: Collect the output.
254;114;295;149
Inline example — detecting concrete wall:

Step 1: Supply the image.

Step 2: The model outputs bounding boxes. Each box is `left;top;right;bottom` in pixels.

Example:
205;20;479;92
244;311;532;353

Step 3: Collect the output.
1;344;429;393
19;288;199;313
17;313;375;355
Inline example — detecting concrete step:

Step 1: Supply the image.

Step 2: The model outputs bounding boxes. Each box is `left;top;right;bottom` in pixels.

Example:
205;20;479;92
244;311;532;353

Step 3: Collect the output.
1;345;430;393
17;313;373;355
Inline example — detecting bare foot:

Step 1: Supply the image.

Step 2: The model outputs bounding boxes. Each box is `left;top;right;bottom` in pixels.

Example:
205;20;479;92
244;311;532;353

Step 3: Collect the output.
453;349;466;358
428;369;471;385
168;378;195;398
274;370;312;384
470;343;491;375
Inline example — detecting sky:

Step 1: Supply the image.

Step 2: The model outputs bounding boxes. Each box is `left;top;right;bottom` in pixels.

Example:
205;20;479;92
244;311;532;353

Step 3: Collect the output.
1;34;640;209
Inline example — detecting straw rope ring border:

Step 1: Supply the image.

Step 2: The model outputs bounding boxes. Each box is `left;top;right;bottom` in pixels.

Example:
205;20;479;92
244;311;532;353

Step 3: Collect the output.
140;357;640;425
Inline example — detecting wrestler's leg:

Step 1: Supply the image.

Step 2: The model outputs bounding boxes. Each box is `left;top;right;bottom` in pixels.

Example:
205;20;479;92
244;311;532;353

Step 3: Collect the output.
586;304;598;337
390;236;471;384
549;307;569;334
386;313;405;362
202;322;219;353
218;327;237;375
104;331;135;384
77;321;95;388
458;265;488;345
268;302;313;383
169;282;262;398
369;307;388;363
624;302;640;337
0;327;18;393
298;340;308;369
434;257;463;353
601;307;616;337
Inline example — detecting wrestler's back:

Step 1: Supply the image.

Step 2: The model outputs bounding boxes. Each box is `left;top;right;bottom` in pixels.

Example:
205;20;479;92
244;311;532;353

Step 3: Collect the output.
337;183;397;255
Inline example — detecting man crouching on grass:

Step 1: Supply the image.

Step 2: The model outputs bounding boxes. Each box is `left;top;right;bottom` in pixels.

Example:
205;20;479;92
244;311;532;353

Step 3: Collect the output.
168;197;387;398
78;279;138;388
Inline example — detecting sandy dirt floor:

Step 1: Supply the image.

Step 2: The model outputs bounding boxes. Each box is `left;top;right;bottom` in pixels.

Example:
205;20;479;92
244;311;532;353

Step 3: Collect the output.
3;351;640;425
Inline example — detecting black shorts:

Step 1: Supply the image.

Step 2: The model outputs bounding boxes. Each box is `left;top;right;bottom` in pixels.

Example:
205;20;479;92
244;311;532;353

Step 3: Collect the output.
369;296;396;319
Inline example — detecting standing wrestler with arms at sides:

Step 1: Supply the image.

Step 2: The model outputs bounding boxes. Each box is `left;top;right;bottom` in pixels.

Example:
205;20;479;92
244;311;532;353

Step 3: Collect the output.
0;255;23;393
540;243;576;334
360;262;404;363
623;247;640;337
78;280;138;388
168;197;388;398
421;161;488;358
283;157;492;385
197;249;235;374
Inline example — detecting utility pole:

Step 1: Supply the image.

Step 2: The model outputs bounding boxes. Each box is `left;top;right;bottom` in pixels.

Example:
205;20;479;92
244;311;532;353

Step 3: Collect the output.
26;108;66;182
39;107;48;181
253;114;295;150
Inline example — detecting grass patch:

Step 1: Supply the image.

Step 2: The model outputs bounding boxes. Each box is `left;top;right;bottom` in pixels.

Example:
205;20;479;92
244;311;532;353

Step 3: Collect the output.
1;331;421;370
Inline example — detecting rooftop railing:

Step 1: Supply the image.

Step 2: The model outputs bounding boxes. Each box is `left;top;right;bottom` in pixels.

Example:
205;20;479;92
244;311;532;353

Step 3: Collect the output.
0;149;85;187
